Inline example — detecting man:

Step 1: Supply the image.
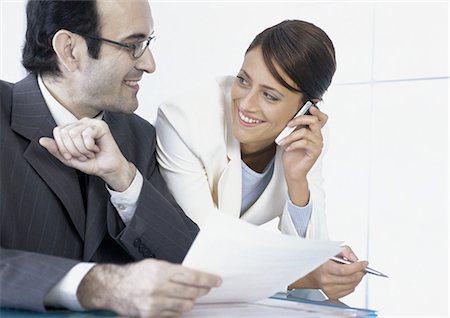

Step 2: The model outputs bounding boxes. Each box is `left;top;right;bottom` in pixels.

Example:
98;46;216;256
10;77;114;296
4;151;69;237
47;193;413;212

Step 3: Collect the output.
0;0;221;317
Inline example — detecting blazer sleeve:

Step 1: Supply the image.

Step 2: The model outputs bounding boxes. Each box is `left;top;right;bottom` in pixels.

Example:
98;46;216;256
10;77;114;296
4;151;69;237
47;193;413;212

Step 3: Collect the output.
155;107;219;228
107;121;200;264
0;248;79;312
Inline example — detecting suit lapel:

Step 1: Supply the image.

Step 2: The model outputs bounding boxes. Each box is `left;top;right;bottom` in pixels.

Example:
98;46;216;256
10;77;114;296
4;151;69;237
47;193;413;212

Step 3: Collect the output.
241;148;287;224
11;75;86;240
217;95;242;218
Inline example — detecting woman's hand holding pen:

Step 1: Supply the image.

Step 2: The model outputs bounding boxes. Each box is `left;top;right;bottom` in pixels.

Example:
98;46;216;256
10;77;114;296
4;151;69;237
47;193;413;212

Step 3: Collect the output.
278;106;328;206
288;246;368;300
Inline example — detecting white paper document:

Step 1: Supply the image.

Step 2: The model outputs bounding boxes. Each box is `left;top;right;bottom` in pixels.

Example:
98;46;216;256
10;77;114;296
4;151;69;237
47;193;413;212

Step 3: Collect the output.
182;213;342;303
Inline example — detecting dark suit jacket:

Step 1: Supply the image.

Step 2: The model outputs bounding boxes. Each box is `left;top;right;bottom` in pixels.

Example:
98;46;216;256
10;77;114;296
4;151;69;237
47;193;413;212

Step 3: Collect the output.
0;75;199;311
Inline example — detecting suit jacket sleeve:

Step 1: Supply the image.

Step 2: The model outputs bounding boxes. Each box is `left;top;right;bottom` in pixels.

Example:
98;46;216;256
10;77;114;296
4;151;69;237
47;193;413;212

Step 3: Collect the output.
105;117;199;264
0;248;79;312
2;79;82;312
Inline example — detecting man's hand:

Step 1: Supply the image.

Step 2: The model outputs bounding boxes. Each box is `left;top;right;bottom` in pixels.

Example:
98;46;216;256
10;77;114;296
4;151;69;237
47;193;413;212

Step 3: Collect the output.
39;118;135;191
77;259;222;318
288;246;367;300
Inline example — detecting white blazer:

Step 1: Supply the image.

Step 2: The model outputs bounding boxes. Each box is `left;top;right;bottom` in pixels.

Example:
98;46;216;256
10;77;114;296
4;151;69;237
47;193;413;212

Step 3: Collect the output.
156;76;328;239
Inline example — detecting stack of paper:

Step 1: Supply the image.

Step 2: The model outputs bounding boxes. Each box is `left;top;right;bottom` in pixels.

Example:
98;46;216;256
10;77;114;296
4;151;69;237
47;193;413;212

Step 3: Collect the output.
182;212;342;303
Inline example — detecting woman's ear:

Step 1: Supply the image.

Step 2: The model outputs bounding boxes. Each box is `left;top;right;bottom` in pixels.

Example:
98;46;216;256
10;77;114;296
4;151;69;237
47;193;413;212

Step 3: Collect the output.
311;98;321;105
52;30;80;73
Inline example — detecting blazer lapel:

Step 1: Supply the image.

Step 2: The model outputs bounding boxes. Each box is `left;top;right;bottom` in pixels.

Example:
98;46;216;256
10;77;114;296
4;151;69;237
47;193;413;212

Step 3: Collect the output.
11;75;86;240
241;148;287;224
217;96;242;218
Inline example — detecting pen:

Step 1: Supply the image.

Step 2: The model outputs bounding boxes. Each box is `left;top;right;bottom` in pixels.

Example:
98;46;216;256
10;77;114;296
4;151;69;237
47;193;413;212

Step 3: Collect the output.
330;256;389;278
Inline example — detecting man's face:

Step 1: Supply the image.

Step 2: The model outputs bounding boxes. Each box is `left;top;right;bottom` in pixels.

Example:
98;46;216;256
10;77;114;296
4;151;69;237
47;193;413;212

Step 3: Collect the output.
76;0;155;115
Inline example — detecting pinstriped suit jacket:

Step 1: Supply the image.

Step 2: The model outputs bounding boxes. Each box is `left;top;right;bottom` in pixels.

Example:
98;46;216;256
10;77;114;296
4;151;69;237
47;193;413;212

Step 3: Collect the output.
0;75;199;312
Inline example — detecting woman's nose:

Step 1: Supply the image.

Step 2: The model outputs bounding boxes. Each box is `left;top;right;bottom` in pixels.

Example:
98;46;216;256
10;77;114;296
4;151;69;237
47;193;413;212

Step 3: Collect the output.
239;91;259;112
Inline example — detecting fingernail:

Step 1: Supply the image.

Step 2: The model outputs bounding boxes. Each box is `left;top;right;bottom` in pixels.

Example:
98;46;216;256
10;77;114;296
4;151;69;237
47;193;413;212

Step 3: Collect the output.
349;253;358;261
63;153;72;160
285;146;291;152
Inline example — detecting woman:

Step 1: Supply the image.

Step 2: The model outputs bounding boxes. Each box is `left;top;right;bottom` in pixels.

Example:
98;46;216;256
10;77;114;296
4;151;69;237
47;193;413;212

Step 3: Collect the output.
156;20;367;299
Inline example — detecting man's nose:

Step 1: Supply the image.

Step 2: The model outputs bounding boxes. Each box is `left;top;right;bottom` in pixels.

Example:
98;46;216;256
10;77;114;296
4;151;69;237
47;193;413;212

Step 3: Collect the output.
136;47;156;73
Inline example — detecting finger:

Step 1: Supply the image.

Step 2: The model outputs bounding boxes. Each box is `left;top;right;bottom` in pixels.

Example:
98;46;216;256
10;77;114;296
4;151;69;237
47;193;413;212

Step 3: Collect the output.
67;124;97;159
285;139;323;158
337;246;359;262
287;115;323;138
128;297;185;317
309;106;328;128
39;137;66;162
136;305;184;318
304;113;323;134
331;270;366;286
158;311;183;318
81;126;100;153
287;114;320;128
170;267;222;288
83;118;110;140
165;281;211;299
309;120;323;139
283;128;323;150
58;125;88;161
52;126;72;160
155;297;195;315
329;261;369;277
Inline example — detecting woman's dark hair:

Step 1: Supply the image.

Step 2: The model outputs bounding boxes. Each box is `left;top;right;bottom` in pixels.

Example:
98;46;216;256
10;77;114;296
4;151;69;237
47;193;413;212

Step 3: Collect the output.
22;0;102;77
246;20;336;103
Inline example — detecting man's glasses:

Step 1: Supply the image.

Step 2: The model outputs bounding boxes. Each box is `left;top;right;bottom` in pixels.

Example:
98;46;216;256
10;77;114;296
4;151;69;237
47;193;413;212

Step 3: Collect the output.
73;31;156;59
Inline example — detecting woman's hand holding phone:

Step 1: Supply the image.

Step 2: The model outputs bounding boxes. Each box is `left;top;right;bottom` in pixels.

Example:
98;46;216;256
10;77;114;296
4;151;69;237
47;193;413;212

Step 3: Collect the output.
278;105;328;206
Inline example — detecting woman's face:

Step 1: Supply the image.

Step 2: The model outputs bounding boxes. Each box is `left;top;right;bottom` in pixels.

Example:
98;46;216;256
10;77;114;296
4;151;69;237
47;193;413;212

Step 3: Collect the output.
230;46;303;154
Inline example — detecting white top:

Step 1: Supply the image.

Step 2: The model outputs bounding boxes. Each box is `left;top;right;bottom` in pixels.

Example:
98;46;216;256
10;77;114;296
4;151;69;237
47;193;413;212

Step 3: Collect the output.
156;76;328;239
241;158;313;237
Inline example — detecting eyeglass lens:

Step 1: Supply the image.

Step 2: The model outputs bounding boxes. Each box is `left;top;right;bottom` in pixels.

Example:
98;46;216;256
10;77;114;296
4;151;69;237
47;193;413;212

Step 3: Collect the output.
134;37;154;58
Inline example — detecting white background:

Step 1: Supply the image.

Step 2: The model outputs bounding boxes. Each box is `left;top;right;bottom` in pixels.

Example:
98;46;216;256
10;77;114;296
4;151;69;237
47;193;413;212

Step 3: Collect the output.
1;1;448;317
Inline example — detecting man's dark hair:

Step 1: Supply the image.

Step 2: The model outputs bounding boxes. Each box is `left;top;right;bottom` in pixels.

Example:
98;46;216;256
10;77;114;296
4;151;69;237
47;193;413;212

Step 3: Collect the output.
247;20;336;103
22;0;102;77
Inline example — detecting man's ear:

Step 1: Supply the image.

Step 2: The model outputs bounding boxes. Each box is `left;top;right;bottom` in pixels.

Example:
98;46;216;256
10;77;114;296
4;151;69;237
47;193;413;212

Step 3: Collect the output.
52;30;82;73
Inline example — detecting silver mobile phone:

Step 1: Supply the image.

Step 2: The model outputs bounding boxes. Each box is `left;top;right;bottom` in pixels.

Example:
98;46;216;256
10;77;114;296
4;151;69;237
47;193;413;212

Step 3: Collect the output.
275;101;313;145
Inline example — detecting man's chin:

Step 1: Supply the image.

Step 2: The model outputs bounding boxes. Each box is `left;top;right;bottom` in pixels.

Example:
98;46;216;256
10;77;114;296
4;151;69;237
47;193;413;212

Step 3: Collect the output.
117;99;139;114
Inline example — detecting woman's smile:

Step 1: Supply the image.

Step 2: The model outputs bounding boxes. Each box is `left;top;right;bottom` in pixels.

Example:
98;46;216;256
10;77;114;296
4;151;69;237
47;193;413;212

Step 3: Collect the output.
237;109;264;127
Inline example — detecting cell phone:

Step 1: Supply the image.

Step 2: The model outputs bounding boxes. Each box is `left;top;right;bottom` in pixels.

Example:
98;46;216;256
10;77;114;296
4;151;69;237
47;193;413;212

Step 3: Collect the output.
275;101;313;145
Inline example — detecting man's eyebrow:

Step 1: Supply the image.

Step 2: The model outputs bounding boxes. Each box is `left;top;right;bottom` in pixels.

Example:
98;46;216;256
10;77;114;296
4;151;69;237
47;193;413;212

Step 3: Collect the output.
123;33;147;41
122;31;154;41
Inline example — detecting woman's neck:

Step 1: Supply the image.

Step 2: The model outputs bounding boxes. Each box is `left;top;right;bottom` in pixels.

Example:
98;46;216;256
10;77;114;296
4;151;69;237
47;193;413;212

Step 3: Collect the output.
241;142;276;173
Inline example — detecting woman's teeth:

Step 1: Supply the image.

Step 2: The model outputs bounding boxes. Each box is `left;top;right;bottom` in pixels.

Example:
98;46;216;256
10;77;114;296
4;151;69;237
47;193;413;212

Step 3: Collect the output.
239;110;261;124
